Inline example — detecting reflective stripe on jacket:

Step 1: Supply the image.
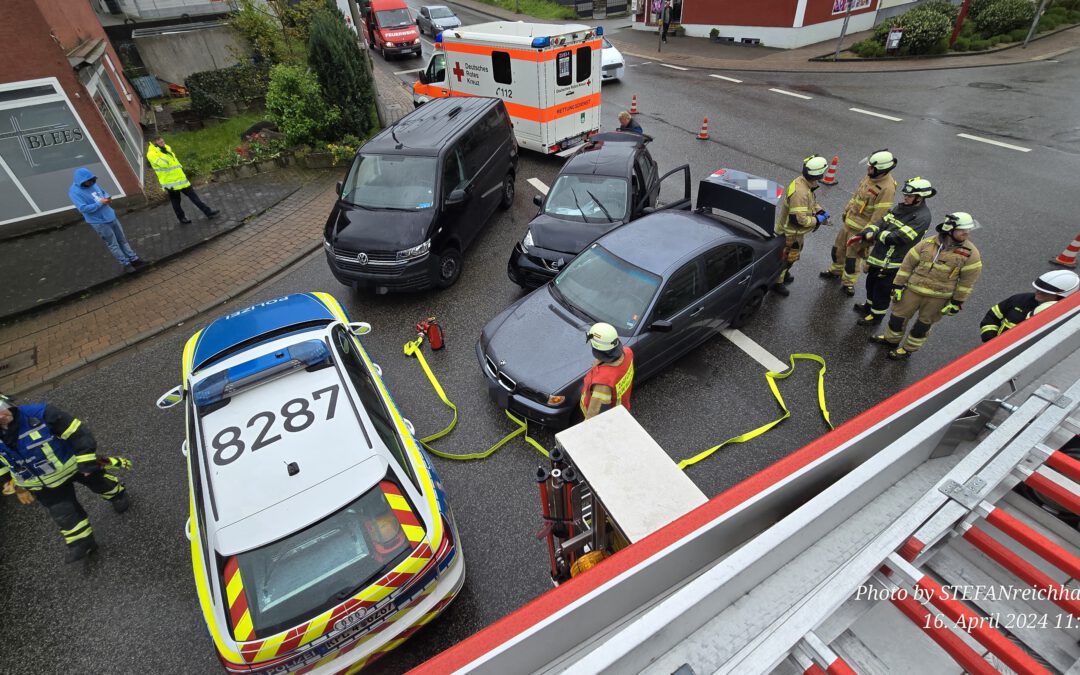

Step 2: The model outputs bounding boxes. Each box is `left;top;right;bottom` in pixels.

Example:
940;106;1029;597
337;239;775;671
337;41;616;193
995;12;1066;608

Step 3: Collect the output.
894;236;982;302
980;292;1040;337
776;176;821;236
0;404;90;490
866;201;931;270
843;174;896;231
580;347;635;415
146;143;191;190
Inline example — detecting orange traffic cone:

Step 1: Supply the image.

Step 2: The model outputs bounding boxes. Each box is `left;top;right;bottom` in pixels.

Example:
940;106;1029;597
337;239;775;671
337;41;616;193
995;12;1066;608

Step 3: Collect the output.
1051;233;1080;268
821;155;839;186
630;94;638;114
697;116;709;140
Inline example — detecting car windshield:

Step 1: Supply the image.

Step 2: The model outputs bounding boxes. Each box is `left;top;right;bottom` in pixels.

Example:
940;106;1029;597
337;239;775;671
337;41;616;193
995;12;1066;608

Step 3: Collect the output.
430;7;454;18
544;175;629;223
376;8;412;27
553;243;660;335
603;37;614;49
231;480;416;636
342;154;436;210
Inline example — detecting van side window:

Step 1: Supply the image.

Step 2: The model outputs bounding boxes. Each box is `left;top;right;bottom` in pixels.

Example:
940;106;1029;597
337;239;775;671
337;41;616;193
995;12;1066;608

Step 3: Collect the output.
492;51;512;85
556;50;572;87
442;146;466;194
576;46;592;82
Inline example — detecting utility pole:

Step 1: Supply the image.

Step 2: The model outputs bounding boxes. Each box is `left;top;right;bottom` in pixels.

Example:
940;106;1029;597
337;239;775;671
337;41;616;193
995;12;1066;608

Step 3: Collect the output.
1023;0;1051;48
833;0;853;61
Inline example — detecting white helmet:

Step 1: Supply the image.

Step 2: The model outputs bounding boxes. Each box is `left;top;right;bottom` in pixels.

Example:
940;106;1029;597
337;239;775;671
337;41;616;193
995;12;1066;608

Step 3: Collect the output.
1033;270;1080;298
867;149;897;176
937;212;977;233
802;154;828;180
587;322;620;354
901;176;936;199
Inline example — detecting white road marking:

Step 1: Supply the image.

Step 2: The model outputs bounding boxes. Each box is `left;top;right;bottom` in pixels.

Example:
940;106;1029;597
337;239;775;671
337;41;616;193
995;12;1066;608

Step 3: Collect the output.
721;329;789;374
527;177;550;195
631;61;654;67
393;69;421;75
710;74;743;83
956;133;1032;153
660;63;689;71
769;88;813;100
849;107;903;122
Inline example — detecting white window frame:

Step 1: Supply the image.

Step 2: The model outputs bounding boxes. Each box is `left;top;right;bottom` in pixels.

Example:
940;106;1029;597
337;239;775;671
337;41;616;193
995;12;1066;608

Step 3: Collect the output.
0;77;126;226
82;63;145;185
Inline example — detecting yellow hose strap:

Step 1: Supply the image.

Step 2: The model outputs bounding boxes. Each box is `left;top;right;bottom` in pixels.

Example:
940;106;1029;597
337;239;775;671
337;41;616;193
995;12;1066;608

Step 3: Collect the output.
403;337;548;460
676;353;832;470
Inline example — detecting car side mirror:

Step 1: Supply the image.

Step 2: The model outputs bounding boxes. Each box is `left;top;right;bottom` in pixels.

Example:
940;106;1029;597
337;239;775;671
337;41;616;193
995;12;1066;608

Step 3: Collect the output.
156;385;184;409
533;194;543;207
336;181;343;195
350;321;372;335
418;70;428;84
445;188;468;206
403;418;416;436
649;319;673;332
642;206;656;215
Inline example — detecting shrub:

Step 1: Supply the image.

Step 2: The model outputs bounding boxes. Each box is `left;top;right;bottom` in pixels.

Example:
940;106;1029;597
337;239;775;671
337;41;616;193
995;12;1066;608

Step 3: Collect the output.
953;36;971;50
710;27;720;38
1055;0;1080;9
1008;27;1030;40
230;0;284;63
896;7;954;53
918;0;961;21
307;8;377;140
851;38;886;57
969;38;993;49
971;0;1036;36
186;63;269;118
265;64;341;145
1069;9;1080;21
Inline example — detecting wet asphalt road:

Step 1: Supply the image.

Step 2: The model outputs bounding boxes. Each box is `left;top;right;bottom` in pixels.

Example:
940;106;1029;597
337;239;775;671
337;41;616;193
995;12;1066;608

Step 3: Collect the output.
2;33;1079;675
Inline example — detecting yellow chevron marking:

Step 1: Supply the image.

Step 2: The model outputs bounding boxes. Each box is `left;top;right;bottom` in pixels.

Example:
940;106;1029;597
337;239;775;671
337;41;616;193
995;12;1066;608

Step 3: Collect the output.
385;493;410;511
253;632;286;662
402;524;426;543
234;610;254;641
226;571;245;606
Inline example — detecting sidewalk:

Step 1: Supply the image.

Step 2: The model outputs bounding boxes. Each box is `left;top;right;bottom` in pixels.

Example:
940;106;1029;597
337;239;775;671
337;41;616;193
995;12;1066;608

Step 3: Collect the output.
0;65;417;395
608;25;1080;73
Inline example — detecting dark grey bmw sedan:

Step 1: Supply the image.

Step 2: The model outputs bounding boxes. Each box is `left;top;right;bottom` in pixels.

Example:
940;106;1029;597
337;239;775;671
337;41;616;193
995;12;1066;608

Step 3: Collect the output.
477;169;787;429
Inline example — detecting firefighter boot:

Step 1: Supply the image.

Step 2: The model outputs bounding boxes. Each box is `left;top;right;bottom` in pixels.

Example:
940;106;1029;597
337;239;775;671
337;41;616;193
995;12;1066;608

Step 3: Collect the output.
771;282;790;297
856;313;882;327
852;303;869;315
110;489;130;514
887;347;913;361
65;533;98;563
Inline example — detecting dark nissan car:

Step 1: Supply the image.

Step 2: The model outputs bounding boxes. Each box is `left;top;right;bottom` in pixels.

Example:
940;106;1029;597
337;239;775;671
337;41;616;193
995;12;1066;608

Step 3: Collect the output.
325;97;517;293
479;169;785;428
508;132;690;289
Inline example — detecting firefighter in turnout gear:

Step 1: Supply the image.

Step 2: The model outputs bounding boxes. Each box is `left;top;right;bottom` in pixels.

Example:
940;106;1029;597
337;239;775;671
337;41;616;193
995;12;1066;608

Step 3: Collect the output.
853;177;936;326
0;395;130;562
822;149;898;295
581;323;635;420
980;270;1080;342
872;212;983;360
773;155;831;297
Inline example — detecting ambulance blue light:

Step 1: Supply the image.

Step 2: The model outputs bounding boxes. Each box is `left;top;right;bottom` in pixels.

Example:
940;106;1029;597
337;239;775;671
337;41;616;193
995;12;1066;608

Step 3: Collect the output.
531;36;551;48
435;32;443;43
596;26;603;35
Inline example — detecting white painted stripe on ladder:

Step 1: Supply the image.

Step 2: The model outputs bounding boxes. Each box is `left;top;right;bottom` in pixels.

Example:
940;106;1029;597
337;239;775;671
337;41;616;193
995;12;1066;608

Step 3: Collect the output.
659;63;689;71
721;329;789;373
769;88;812;100
849;107;903;122
956;133;1032;153
527;177;550;195
710;74;743;83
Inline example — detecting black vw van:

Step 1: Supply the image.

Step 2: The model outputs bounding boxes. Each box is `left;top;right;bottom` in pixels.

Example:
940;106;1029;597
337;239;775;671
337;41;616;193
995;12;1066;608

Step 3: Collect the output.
324;97;518;292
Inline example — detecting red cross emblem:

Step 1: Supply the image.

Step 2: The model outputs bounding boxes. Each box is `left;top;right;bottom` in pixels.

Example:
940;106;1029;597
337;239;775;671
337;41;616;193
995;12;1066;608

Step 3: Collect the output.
452;62;465;82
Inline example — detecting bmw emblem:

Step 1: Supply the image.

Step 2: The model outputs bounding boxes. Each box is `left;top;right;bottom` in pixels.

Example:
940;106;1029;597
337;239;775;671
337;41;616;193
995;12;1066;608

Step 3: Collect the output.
357;252;369;265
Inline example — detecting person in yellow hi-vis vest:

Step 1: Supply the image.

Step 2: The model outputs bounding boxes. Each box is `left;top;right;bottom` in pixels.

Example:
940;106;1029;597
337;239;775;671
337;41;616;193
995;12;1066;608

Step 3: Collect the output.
147;135;220;224
821;149;897;296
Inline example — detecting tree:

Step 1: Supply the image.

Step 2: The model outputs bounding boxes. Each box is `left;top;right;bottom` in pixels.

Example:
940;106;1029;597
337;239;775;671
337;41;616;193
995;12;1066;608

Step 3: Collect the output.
265;64;341;145
230;0;284;64
307;7;377;139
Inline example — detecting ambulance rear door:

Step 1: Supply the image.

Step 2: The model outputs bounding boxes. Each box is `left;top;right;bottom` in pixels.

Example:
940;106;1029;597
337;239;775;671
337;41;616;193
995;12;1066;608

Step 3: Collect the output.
549;38;601;152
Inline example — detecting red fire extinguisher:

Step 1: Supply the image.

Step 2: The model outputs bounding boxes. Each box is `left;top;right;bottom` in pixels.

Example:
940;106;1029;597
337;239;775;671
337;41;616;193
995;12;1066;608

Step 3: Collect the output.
416;317;444;350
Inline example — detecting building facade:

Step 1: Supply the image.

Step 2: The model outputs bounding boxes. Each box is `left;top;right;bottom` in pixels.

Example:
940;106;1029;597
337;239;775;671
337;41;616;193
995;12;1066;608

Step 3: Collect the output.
0;0;143;233
633;0;891;48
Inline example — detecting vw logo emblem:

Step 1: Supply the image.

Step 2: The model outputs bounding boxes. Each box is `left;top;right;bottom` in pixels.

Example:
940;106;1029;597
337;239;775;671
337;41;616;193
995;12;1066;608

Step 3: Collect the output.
357;252;369;265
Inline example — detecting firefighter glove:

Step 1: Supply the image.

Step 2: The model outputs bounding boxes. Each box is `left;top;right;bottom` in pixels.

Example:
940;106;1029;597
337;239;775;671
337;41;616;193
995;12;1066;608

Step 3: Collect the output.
860;228;875;240
815;211;830;225
942;301;963;316
101;456;133;471
893;286;904;303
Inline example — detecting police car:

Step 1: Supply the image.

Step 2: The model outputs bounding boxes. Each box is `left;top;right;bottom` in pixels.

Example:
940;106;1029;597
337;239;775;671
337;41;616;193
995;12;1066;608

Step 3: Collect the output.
156;292;463;674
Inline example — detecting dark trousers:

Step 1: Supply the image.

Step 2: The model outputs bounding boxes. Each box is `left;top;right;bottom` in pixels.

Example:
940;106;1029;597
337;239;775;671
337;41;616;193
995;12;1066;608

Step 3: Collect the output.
662;21;670;41
865;266;899;317
168;186;213;221
34;471;124;547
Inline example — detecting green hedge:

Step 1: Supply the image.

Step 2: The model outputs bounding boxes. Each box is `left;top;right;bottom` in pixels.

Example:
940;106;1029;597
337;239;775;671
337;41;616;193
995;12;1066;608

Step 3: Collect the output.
970;0;1036;36
871;3;953;54
185;63;269;119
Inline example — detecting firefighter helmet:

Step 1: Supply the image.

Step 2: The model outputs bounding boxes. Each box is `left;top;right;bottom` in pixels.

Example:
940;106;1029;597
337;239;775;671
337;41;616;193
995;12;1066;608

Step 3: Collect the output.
867;149;897;176
587;323;621;362
936;212;976;233
901;176;936;199
1033;270;1080;298
802;155;829;180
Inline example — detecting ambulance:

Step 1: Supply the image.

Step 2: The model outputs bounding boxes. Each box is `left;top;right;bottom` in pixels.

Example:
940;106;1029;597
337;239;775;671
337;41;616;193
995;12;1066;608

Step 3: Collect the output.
413;22;603;154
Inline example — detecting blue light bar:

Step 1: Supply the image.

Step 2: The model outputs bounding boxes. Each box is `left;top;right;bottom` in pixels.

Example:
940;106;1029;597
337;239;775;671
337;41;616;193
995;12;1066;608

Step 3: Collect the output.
193;340;331;407
531;36;551;48
436;31;443;43
596;25;603;35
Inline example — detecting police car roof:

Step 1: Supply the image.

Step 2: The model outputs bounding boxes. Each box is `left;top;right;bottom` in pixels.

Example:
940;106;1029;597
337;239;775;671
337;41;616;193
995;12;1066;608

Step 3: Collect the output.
364;97;498;157
444;21;592;44
598;211;740;276
190;293;337;372
194;331;391;555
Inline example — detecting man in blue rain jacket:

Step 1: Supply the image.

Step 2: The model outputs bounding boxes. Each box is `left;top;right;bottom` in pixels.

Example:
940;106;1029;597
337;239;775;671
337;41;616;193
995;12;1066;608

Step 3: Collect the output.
68;167;145;273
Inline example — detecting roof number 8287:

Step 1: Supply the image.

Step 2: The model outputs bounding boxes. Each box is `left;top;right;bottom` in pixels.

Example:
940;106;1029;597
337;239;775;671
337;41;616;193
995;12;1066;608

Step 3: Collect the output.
212;385;339;466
